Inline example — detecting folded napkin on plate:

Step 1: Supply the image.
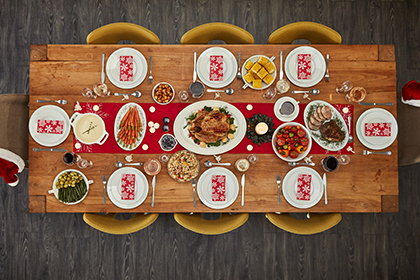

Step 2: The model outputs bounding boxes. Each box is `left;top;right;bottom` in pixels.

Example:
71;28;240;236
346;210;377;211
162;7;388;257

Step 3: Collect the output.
121;174;135;200
211;175;226;201
37;119;64;134
210;55;223;81
297;54;311;80
120;56;134;82
365;123;391;137
297;174;311;201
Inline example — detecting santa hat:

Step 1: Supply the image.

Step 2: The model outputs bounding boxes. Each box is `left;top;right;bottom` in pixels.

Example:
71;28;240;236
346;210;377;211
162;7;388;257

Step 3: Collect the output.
0;148;25;187
402;80;420;107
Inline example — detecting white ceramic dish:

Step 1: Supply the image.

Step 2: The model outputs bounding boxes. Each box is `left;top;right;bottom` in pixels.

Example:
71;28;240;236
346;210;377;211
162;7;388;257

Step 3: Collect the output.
272;122;312;162
356;108;397;150
197;167;239;209
274;96;300;122
152;82;175;105
303;100;349;151
173;100;246;156
282;166;323;209
284;46;326;88
70;112;109;145
49;169;92;205
114;103;147;151
29;105;71;147
105;47;147;89
241;54;277;90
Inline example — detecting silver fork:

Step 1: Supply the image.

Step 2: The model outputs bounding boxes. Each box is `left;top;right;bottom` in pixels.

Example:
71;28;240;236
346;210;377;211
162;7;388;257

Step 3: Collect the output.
324;54;329;82
276;175;282;204
362;150;392;155
148;56;153;84
37;99;67;105
236;52;242;80
191;178;197;207
102;175;107;204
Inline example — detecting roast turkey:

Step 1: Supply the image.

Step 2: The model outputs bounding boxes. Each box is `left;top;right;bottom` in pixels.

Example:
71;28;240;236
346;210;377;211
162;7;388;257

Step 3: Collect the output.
188;110;230;143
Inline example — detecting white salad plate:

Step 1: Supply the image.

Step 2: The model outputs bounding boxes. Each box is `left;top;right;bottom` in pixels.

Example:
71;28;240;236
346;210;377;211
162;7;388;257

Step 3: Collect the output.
197;167;239;209
196;47;237;89
303;100;349;151
29;105;71;147
106;47;147;89
114;102;147;151
282;167;323;209
173;100;246;155
356;108;398;150
284;46;326;88
107;167;149;209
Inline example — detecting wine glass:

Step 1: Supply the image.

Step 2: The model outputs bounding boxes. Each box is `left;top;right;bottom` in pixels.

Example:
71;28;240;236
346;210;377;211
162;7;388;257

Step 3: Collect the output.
178;90;189;102
263;87;276;101
247;154;259;164
93;82;110;97
76;157;93;169
345;86;367;103
336;81;353;94
336;155;350;165
81;87;97;100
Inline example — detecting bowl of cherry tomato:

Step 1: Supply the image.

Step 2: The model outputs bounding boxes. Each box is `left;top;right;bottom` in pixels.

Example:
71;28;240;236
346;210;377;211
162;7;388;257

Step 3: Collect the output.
272;122;312;162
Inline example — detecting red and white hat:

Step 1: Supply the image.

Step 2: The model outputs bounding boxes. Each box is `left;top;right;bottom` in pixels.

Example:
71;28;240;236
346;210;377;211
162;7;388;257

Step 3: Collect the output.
0;148;25;187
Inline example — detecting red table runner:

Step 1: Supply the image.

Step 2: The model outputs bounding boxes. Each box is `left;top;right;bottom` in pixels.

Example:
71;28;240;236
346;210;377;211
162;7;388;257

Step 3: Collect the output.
73;102;353;155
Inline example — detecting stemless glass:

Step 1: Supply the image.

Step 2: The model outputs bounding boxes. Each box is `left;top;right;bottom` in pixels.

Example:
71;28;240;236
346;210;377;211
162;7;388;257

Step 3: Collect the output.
93;82;110;97
77;157;93;169
63;152;78;166
345;86;367;103
336;155;350;165
178;90;189;102
247;154;259;164
320;156;339;172
336;81;353;94
263;87;276;101
275;79;290;94
81;87;97;100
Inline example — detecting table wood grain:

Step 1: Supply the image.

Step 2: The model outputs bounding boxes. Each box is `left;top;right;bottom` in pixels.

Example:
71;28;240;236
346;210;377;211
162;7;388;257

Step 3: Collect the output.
29;44;397;213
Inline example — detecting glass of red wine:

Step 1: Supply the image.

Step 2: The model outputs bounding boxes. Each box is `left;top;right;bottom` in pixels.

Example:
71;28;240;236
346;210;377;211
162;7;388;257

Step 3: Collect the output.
63;152;78;166
320;156;339;172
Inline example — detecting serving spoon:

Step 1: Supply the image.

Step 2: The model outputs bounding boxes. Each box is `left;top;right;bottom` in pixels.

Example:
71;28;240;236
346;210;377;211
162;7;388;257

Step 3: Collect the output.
207;88;234;95
288;162;315;167
203;160;231;168
292;89;320;95
115;161;143;168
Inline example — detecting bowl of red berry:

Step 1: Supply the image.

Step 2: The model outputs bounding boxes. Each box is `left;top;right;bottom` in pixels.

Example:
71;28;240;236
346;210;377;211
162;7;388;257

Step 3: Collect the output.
272;122;312;162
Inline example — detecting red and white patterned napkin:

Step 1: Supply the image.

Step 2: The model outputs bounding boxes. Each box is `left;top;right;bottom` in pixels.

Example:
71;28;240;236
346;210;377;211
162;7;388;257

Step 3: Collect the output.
37;120;64;134
120;56;134;82
297;54;311;80
211;175;226;201
121;174;135;200
365;123;391;137
210;55;224;81
297;174;312;201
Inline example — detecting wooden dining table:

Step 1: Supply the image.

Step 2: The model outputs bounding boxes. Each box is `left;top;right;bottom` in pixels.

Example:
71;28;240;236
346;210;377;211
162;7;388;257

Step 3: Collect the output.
28;44;398;213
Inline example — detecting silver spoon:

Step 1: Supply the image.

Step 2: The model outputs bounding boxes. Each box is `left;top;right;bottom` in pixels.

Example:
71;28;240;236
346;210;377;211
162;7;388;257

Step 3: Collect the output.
237;52;242;80
348;116;353;143
115;161;143;168
292;89;320;95
288;162;315;167
131;91;141;98
37;99;67;104
203;160;231;168
362;150;391;156
206;88;234;95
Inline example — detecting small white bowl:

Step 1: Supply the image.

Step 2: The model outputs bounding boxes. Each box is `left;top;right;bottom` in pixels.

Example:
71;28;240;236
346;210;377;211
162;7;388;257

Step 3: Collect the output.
272;122;312;162
152;82;175;105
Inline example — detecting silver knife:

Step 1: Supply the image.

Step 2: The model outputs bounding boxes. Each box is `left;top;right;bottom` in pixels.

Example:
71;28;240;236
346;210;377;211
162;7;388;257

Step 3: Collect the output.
151;175;156;207
33;148;67;152
323;173;328;205
101;53;105;83
359;102;393;106
241;174;245;207
192;178;197;207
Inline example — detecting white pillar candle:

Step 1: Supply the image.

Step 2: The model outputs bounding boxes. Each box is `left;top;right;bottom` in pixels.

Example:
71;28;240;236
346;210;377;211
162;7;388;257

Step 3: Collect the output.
255;122;268;135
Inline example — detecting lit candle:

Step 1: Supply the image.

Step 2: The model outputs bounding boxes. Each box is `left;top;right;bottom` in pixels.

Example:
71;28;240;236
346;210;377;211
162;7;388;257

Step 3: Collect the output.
255;122;268;135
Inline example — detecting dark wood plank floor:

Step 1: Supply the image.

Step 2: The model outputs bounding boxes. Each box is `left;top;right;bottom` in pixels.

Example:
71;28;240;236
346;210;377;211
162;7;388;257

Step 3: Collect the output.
1;0;419;279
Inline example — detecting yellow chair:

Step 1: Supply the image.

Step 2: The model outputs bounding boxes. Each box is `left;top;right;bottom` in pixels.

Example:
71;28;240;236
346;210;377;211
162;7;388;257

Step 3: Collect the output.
86;22;160;44
180;23;254;44
174;213;249;235
83;213;159;235
267;21;342;44
0;94;29;162
265;213;341;235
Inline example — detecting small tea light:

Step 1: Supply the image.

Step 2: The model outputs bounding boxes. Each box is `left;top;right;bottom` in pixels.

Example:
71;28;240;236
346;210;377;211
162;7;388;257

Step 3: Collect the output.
75;143;81;149
149;106;156;113
142;144;149;151
342;107;349;114
247;145;253;151
246;104;253;111
93;105;100;111
255;122;268;135
154;123;160;129
148;121;154;128
149;127;156;133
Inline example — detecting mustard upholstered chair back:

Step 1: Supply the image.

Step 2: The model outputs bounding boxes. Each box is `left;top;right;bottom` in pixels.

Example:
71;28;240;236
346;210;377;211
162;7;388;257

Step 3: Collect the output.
267;21;342;44
180;23;254;44
86;22;160;44
265;213;342;235
174;213;249;235
83;213;159;235
0;94;29;162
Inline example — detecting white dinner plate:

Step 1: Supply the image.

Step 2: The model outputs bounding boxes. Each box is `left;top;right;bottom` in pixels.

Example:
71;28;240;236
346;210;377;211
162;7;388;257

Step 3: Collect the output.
241;55;277;90
197;167;239;209
303;100;349;151
173;100;246;155
106;47;147;89
284;46;326;88
196;47;237;89
356;108;398;150
282;167;323;209
29;105;71;147
114;103;147;151
274;96;300;122
107;167;149;209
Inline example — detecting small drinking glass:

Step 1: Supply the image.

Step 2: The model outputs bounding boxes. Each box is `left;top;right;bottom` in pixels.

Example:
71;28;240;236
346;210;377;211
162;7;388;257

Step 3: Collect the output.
235;158;250;172
159;153;170;163
275;79;290;94
247;154;259;164
81;87;97;100
345;86;367;103
337;155;350;165
77;157;93;169
63;152;78;166
93;82;110;97
263;87;276;101
178;90;189;102
336;81;353;94
320;156;339;172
